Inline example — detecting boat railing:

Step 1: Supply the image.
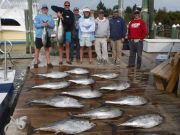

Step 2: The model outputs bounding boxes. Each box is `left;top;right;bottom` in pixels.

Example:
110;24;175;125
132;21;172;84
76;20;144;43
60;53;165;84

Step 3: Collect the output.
0;40;13;81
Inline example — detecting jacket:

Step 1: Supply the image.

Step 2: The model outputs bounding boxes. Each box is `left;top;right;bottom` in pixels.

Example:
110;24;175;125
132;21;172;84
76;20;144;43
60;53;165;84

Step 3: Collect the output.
109;16;126;41
128;18;147;40
78;17;95;41
34;14;55;38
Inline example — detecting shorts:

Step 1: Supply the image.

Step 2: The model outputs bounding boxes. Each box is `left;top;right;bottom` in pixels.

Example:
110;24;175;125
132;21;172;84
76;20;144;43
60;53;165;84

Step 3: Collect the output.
35;37;51;49
80;37;92;47
64;32;72;43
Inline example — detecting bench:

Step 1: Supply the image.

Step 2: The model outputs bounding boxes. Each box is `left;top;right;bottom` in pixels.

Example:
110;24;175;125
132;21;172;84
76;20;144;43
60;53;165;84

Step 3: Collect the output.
151;52;180;93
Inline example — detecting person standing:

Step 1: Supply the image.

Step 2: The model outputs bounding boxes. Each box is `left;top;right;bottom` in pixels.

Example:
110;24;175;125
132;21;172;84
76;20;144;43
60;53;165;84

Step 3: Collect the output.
95;9;110;64
109;9;126;65
127;8;147;69
34;4;55;68
56;1;74;65
79;7;95;64
70;7;81;63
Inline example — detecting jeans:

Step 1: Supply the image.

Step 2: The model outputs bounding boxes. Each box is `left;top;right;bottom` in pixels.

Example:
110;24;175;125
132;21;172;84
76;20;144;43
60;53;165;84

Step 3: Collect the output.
128;40;143;68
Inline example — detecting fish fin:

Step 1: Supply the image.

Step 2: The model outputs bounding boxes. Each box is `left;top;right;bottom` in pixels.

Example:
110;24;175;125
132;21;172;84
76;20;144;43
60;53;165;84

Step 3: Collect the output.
54;131;61;135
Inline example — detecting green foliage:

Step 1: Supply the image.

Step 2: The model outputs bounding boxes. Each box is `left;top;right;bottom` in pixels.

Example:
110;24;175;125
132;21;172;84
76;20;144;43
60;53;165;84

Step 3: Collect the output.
155;8;180;26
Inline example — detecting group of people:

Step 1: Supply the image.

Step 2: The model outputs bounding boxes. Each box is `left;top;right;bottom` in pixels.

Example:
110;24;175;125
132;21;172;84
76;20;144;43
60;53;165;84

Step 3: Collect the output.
34;1;147;70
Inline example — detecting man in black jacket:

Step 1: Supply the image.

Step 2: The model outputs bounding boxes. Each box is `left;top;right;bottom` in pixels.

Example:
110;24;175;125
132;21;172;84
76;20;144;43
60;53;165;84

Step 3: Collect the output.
57;1;75;65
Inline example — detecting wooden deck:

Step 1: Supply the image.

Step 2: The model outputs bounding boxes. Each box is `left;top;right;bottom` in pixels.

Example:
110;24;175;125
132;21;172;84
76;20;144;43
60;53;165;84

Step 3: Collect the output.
7;63;180;135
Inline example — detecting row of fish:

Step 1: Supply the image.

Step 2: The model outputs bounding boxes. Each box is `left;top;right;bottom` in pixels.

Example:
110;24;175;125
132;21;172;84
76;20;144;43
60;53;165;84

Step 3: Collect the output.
28;95;148;108
34;113;163;134
36;68;119;79
30;68;163;134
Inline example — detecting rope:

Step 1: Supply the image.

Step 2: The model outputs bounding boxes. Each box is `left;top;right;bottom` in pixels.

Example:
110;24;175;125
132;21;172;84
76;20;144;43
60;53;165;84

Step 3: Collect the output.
4;116;28;133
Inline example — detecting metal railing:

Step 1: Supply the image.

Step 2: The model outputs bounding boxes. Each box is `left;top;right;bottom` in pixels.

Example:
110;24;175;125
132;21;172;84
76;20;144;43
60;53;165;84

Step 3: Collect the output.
0;40;13;81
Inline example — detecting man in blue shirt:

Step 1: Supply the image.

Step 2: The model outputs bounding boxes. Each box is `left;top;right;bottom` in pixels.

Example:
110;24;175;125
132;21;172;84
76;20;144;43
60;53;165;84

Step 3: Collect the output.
34;4;55;68
109;9;126;65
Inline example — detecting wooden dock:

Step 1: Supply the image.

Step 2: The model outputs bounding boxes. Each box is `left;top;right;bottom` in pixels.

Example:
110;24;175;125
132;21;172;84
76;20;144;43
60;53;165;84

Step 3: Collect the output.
5;51;180;135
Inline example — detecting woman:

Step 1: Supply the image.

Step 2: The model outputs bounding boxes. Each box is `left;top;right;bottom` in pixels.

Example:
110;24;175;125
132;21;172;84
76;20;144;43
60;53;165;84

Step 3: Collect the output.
79;7;95;64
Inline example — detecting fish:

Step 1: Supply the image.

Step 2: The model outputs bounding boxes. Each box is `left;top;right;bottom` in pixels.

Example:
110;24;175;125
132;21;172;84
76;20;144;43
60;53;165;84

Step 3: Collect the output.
105;96;148;106
36;71;69;79
56;18;64;44
65;68;89;75
34;118;95;134
92;73;119;79
61;89;102;99
42;26;48;46
28;96;84;108
118;114;163;128
68;78;95;85
100;82;130;91
32;81;70;90
72;106;123;119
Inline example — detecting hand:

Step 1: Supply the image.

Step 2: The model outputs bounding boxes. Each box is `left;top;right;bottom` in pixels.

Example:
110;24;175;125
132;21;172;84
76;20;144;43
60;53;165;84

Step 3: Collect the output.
57;12;63;20
121;38;125;42
42;22;49;27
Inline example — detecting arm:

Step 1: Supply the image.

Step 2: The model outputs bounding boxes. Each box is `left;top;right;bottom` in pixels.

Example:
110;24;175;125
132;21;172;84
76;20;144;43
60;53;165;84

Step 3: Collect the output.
141;20;148;39
127;21;131;39
34;15;43;29
107;19;110;38
48;16;55;29
121;19;127;39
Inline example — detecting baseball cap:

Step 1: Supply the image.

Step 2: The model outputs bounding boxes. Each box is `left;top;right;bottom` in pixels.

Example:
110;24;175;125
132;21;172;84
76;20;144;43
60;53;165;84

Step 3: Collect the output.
73;7;79;11
83;7;91;12
41;4;48;9
98;9;104;14
113;9;119;13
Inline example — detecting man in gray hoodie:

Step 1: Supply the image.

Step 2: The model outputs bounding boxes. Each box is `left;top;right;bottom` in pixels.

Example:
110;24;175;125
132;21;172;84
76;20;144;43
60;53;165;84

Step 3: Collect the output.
95;9;110;64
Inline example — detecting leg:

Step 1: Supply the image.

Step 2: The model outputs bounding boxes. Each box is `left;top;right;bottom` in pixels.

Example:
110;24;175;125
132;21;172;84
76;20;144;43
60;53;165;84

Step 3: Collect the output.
80;46;84;63
116;39;123;63
95;38;102;61
111;40;116;62
59;45;63;63
101;38;108;62
65;42;70;63
88;47;92;63
128;40;136;67
136;41;143;69
44;47;50;64
70;41;74;62
34;48;40;64
76;41;80;60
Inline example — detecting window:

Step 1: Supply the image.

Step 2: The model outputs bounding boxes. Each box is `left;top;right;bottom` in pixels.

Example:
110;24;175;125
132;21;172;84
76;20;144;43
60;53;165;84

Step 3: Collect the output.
1;18;20;26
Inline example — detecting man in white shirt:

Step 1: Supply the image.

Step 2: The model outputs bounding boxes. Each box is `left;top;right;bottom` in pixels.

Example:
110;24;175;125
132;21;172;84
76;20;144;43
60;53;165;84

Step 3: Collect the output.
95;9;110;64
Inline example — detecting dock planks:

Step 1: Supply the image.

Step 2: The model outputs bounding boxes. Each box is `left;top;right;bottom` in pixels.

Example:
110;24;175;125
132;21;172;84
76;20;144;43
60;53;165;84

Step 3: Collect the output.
8;64;180;135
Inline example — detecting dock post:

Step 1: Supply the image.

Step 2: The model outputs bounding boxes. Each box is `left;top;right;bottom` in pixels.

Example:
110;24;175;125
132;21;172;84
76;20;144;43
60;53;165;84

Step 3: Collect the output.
148;0;155;39
4;41;7;81
118;0;124;17
142;0;149;37
171;24;177;39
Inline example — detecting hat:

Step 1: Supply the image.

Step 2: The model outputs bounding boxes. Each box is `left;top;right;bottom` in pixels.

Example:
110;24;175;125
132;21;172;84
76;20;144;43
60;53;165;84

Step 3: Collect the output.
134;7;141;14
98;9;104;14
113;9;119;13
73;7;79;11
41;4;48;9
64;1;70;5
83;7;90;12
51;5;64;13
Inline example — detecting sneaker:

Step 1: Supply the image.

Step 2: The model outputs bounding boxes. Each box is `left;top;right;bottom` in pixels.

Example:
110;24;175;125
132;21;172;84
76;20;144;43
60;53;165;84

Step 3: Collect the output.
136;66;141;69
96;59;101;64
34;64;38;68
59;61;63;65
113;60;116;65
47;63;53;68
103;60;107;65
66;61;72;65
127;65;134;68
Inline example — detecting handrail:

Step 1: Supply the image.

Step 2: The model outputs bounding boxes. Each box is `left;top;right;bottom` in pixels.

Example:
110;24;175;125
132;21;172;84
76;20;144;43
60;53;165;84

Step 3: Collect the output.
0;40;13;81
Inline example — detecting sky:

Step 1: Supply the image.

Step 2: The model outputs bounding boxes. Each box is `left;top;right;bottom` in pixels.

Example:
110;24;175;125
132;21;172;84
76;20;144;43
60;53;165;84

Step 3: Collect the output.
39;0;180;13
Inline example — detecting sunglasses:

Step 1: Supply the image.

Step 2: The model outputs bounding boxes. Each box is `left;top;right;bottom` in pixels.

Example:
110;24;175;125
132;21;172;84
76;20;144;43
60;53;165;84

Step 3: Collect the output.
65;5;70;7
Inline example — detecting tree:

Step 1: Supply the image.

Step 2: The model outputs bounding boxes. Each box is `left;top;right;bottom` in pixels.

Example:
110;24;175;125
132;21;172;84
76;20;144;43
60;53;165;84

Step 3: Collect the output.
97;0;106;11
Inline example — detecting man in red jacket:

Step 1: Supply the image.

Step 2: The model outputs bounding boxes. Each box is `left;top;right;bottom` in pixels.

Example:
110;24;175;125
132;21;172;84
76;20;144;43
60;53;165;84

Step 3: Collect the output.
127;8;147;69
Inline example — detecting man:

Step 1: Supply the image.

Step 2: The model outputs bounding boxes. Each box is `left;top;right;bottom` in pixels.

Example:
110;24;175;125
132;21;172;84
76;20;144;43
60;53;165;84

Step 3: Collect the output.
56;1;74;65
109;9;126;65
70;7;81;63
34;4;55;68
95;9;110;64
127;8;147;69
79;7;95;64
